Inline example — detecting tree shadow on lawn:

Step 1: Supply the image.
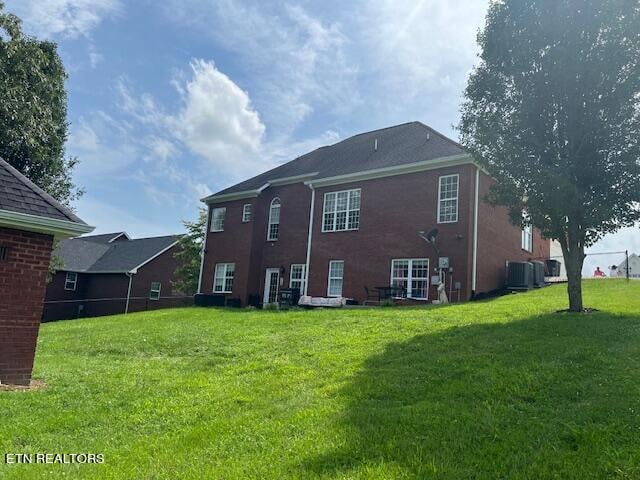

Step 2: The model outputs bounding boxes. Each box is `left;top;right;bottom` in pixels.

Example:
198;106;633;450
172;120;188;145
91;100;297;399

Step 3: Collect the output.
303;311;640;479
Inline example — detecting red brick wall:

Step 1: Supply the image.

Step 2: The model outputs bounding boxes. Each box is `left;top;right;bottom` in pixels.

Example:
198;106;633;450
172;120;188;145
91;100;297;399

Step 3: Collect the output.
475;171;550;293
0;227;53;385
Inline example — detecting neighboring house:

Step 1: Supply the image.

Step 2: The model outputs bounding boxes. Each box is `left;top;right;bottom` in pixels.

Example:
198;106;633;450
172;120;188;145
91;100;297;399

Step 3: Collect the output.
43;232;191;321
618;253;640;279
0;158;92;385
198;122;550;306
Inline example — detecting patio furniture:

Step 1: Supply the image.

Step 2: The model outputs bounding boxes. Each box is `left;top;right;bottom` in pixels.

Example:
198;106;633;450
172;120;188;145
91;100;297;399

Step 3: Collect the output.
363;286;380;306
376;286;406;302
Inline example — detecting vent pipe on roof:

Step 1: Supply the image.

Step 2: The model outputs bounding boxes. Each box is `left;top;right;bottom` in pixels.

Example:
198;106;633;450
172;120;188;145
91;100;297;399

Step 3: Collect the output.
426;132;431;141
374;138;378;151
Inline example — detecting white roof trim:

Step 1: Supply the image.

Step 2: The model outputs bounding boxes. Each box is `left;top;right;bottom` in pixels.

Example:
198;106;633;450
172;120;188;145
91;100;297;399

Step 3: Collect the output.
0;208;94;239
128;240;179;274
108;232;130;242
268;172;319;186
305;154;476;188
202;183;269;204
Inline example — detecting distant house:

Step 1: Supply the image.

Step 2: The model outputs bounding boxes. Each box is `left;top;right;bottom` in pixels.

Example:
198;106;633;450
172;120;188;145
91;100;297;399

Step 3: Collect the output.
0;158;92;385
199;122;550;306
618;253;640;279
43;232;191;321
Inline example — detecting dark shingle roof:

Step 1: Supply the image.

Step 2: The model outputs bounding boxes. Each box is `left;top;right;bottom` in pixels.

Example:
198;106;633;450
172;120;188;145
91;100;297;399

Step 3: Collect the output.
80;232;129;244
0;157;86;223
56;235;179;273
212;122;466;197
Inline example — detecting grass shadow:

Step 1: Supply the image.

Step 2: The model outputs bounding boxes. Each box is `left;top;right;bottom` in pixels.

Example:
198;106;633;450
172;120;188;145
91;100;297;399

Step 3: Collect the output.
303;311;640;479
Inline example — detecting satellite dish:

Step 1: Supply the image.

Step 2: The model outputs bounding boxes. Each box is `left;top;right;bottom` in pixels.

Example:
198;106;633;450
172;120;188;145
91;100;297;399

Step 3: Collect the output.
425;228;438;243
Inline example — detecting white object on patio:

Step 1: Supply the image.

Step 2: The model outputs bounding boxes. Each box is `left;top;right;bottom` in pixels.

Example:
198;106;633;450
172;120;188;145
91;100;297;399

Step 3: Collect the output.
298;296;346;308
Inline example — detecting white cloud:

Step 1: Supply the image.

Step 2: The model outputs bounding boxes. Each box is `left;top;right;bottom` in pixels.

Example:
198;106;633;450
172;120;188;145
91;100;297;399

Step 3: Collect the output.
165;1;359;135
6;0;121;38
170;60;266;176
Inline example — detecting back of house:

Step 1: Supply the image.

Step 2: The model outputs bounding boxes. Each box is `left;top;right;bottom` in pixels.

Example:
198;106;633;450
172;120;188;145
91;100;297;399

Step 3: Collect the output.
199;121;550;307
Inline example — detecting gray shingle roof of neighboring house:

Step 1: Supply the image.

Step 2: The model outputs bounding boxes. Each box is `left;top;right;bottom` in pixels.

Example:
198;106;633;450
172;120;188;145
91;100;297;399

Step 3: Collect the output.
209;121;466;198
56;234;179;273
0;157;86;224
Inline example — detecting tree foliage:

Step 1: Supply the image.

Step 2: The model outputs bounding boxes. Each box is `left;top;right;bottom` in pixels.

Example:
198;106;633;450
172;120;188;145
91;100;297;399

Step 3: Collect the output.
173;208;207;296
0;1;81;205
460;0;640;311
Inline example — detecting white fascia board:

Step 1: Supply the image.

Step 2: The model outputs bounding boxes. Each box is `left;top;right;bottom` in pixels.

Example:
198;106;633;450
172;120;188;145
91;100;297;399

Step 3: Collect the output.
268;172;319;186
201;183;270;204
0;209;94;239
305;154;479;188
128;241;179;274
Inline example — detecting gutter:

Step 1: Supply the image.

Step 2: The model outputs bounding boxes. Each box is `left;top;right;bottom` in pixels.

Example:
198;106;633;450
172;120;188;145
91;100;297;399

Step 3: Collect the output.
303;185;316;296
0;209;94;239
471;167;480;295
125;272;133;314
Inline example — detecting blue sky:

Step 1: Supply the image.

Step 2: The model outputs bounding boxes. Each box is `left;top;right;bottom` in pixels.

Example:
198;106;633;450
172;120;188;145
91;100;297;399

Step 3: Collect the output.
5;0;638;270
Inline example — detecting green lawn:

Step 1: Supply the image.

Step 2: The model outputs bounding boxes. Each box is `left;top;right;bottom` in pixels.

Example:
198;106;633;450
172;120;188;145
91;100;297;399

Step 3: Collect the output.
2;280;640;479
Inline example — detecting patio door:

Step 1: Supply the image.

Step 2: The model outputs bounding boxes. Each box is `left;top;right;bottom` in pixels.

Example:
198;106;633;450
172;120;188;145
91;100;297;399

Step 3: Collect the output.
263;268;280;305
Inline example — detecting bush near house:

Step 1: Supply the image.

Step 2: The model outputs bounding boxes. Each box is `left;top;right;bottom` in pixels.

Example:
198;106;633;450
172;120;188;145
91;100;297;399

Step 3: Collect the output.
1;280;640;479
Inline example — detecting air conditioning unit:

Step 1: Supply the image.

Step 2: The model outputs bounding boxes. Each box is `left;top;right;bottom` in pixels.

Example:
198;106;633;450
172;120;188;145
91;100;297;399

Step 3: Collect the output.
507;262;534;290
532;261;545;287
545;259;561;277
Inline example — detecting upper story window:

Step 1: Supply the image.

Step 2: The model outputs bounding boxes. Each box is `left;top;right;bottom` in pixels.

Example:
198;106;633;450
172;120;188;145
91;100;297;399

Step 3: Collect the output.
211;207;226;232
267;198;281;241
0;246;9;262
522;225;533;252
242;204;252;223
214;263;235;293
322;189;361;232
64;272;77;291
438;174;459;223
149;282;161;300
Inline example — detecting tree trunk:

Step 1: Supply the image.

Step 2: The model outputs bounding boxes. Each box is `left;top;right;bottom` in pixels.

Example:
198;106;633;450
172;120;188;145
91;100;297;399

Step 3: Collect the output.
560;238;585;312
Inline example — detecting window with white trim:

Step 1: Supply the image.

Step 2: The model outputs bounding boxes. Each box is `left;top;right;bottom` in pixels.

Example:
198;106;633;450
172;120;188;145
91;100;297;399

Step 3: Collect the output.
267;198;281;241
327;260;344;297
150;282;161;300
322;189;361;232
522;225;532;252
438;174;459;223
213;263;235;293
242;204;252;223
289;264;306;293
211;207;226;232
391;259;429;299
64;272;78;291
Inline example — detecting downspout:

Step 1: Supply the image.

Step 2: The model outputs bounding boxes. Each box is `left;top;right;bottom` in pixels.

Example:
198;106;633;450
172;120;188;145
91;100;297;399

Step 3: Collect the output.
304;185;316;296
125;272;133;314
197;207;210;294
471;167;480;296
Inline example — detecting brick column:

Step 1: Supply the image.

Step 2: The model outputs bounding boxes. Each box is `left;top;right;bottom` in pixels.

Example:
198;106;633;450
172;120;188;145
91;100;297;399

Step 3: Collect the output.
0;228;53;385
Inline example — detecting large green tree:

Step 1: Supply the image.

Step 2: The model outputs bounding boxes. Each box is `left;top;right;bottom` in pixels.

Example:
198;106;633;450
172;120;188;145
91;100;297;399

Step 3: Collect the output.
173;208;207;296
460;0;640;312
0;1;81;204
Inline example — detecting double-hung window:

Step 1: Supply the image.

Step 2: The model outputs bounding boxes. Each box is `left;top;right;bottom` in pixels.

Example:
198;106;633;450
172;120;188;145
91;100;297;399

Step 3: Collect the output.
327;260;344;297
289;264;306;293
438;174;459;223
64;272;78;291
211;207;226;232
267;198;281;241
213;263;235;293
322;189;361;232
149;282;162;300
242;204;252;223
391;259;429;299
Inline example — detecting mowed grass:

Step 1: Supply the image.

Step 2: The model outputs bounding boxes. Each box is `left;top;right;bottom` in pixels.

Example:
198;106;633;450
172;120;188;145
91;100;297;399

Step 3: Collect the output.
1;280;640;479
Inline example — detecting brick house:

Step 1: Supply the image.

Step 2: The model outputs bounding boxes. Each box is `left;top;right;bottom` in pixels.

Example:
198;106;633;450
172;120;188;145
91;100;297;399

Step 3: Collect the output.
43;232;191;321
0;158;92;385
198;122;550;306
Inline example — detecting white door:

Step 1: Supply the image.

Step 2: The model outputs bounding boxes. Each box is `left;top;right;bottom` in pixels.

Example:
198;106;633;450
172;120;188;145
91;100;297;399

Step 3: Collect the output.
263;268;280;305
